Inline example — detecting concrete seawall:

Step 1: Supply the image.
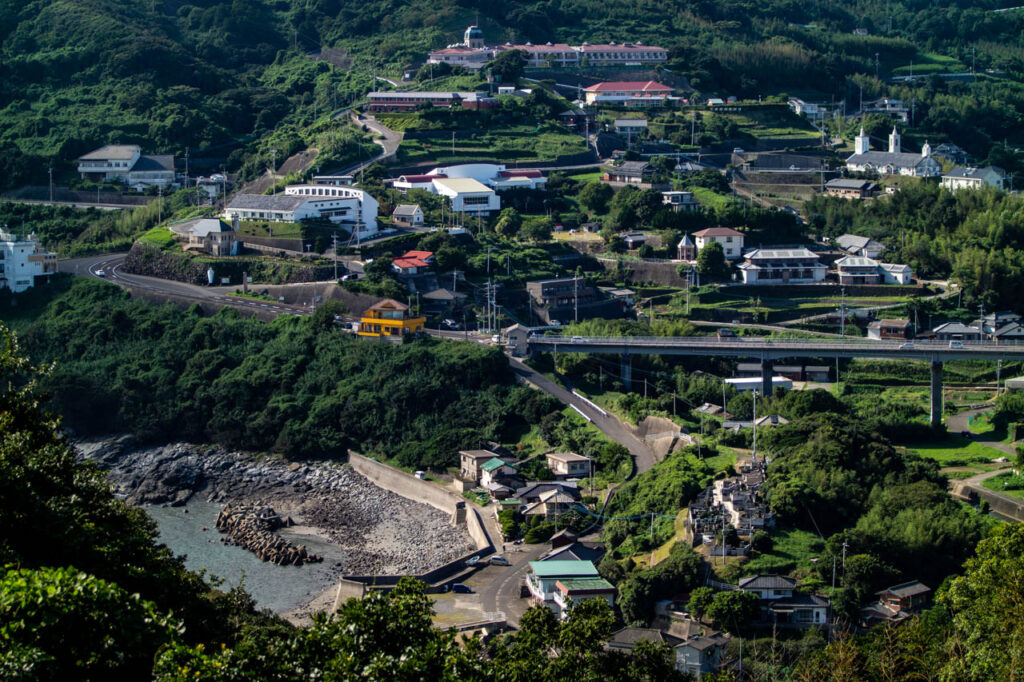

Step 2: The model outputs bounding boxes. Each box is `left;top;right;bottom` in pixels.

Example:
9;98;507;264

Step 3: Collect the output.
348;451;495;551
332;452;499;612
951;480;1024;522
349;451;458;516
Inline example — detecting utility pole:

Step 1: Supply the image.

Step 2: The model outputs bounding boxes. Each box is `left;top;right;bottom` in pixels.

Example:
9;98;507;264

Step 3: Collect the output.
270;148;278;196
485;279;491;333
840;287;846;336
721;512;726;566
333;233;338;281
830;555;837;641
47;166;53;204
157;185;162;225
650;513;656;568
184;146;189;190
752;389;758;459
574;276;579;323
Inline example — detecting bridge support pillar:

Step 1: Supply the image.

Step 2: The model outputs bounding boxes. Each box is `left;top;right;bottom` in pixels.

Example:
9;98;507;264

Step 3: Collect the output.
621;355;633;392
930;361;943;428
761;361;773;397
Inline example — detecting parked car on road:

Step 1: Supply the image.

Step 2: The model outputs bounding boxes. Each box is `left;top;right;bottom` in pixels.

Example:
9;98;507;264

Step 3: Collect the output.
489;555;510;566
570;336;587;343
465;556;480;567
949;341;964;349
900;343;915;350
96;269;106;277
452;583;473;593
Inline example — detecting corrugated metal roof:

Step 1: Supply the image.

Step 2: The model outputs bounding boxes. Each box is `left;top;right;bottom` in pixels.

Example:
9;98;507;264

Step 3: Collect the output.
530;560;599;578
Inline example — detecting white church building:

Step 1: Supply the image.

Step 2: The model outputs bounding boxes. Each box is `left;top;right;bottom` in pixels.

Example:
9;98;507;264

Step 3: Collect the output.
845;127;941;177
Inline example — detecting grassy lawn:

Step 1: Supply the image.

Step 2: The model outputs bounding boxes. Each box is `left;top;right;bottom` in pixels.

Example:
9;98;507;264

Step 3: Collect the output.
942;468;982;480
703;448;737;474
565;171;603;183
643;510;689;566
901;435;1009;464
236;220;304;239
552;231;602;242
398;124;587;164
739;526;825;577
981;472;1024;500
893;53;966;75
137;226;177;250
504;423;551;458
688;187;737;210
967;411;1005;439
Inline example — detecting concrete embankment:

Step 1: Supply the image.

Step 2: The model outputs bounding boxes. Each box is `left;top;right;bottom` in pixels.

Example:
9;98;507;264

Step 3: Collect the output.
332;452;499;607
950;479;1024;522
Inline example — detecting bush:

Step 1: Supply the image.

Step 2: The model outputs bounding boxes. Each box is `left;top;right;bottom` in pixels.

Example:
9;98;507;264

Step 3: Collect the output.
524;523;556;544
751;530;773;553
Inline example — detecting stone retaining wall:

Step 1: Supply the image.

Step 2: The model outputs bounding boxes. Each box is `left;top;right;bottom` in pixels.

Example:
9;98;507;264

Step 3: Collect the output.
597;257;689;287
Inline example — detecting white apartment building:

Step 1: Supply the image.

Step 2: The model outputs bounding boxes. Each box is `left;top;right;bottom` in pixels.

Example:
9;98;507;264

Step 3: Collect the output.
224;184;379;238
432;178;500;215
0;229;58;293
77;145;176;188
941;166;1007;192
692;227;745;259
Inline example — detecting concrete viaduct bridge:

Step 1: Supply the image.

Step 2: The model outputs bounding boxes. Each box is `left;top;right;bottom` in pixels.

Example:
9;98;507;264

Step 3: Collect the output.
517;335;1024;427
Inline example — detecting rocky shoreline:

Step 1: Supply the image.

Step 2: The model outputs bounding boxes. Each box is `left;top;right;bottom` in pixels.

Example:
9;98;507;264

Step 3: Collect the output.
77;437;473;576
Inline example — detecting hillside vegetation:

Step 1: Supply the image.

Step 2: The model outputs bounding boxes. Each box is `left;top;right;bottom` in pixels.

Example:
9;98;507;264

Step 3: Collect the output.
3;0;1024;189
12;279;555;468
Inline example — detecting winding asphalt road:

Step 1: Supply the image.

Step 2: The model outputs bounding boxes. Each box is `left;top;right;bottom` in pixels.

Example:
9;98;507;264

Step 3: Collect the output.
507;357;658;474
59;254;312;318
58;255;658;475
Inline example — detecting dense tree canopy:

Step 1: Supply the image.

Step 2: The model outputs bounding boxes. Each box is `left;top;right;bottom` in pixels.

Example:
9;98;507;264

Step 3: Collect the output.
13;279;556;469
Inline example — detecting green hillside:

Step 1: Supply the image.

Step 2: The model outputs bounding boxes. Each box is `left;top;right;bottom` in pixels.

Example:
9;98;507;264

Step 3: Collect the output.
1;0;1023;189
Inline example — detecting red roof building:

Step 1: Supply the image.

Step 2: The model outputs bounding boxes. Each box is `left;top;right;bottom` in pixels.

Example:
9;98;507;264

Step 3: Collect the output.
692;227;745;238
583;81;672;106
692;227;745;260
401;250;435;263
391;250;435;274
